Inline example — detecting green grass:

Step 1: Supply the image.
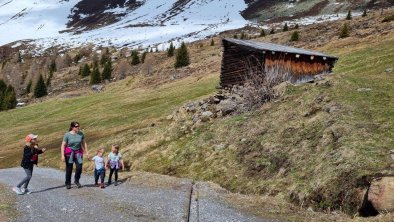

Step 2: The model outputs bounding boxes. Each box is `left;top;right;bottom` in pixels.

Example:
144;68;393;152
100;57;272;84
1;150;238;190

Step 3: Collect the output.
0;74;218;169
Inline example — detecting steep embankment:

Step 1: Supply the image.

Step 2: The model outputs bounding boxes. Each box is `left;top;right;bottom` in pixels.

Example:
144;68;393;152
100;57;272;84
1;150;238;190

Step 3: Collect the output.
0;8;393;220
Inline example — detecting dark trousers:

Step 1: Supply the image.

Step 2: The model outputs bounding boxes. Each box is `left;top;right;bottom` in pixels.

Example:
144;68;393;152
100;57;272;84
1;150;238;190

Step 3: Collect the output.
108;168;119;182
65;156;82;185
17;166;33;188
94;169;105;184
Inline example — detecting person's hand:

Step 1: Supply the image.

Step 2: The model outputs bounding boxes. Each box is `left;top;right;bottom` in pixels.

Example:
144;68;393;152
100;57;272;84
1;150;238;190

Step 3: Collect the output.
61;156;65;162
42;148;46;152
86;153;90;159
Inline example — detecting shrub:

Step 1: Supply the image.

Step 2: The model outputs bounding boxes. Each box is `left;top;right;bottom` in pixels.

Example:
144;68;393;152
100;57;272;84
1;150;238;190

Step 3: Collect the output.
101;60;112;81
260;29;266;37
167;42;175;57
270;28;275;34
131;50;140;65
90;66;101;85
283;23;289;32
346;10;352;20
81;64;91;77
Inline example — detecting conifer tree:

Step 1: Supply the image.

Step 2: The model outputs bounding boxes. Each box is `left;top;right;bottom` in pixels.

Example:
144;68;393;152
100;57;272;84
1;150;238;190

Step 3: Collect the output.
295;24;299;29
2;85;16;110
290;31;300;41
283;23;289;32
362;9;367;17
81;64;91;77
339;23;350;38
26;80;32;94
131;50;140;65
270;28;275;34
49;60;57;73
90;66;101;85
346;10;352;20
100;48;110;67
210;39;215;46
0;80;6;110
233;34;238;39
34;74;47;98
174;42;190;69
141;51;147;63
101;60;112;81
167;42;175;57
240;31;246;40
260;29;266;37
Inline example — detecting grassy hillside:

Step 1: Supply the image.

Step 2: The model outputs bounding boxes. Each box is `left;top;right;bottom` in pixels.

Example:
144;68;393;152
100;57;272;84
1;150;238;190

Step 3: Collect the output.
0;9;393;220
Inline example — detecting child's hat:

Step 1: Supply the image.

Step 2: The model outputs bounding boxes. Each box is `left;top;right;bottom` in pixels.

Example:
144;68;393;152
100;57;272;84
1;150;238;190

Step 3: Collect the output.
25;134;38;142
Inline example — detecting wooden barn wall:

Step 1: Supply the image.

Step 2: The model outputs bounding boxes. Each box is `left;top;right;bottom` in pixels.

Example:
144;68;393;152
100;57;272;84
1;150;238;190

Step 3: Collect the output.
220;41;265;87
220;40;338;87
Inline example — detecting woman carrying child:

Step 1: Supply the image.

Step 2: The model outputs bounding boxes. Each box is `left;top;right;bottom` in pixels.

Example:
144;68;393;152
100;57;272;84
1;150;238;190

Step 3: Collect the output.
13;134;46;195
90;148;106;189
106;144;124;186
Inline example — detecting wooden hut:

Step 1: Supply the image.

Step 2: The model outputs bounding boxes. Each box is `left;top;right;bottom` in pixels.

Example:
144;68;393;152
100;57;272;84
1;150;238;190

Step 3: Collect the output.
220;38;338;87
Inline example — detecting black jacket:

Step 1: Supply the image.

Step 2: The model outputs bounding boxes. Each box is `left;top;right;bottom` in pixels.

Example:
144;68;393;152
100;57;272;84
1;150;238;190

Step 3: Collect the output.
20;145;44;169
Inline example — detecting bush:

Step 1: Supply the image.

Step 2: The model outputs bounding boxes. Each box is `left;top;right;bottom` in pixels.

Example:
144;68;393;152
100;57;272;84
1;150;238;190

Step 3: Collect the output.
90;66;101;85
34;74;47;98
0;80;7;110
270;28;275;34
290;31;300;41
210;39;215;46
131;50;140;65
167;42;175;57
240;31;246;40
100;48;110;67
174;42;190;69
283;23;289;32
382;14;394;22
233;34;238;39
295;24;299;29
339;23;350;38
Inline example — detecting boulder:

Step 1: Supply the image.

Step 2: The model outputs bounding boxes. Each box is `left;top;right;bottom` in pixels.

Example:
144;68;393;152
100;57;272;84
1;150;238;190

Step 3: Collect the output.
368;177;394;213
385;67;393;73
201;111;213;122
216;100;237;116
91;84;104;92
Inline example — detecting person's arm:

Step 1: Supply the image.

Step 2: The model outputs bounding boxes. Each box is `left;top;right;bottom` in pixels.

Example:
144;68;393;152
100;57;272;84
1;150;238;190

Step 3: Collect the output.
60;141;66;162
105;155;109;169
82;139;89;159
121;159;125;171
23;147;32;161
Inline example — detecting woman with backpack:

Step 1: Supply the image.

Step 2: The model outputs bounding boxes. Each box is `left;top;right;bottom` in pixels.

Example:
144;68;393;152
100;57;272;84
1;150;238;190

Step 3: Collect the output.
60;121;90;189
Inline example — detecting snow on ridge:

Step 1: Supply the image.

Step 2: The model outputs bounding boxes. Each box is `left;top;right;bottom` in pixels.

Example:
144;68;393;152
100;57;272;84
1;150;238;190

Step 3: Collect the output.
0;0;248;53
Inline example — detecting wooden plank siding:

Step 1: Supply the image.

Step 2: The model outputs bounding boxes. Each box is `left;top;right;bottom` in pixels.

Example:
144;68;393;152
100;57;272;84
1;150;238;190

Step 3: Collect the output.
220;38;338;87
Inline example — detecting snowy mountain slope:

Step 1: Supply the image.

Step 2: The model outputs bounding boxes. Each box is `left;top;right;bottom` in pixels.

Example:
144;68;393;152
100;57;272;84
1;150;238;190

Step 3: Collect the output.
0;0;248;51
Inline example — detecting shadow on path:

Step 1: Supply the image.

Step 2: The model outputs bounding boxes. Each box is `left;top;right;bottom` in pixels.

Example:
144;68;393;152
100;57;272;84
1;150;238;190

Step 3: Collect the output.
31;185;66;194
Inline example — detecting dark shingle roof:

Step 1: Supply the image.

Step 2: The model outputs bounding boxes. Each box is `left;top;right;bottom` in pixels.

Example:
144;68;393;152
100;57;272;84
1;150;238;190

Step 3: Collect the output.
224;38;338;59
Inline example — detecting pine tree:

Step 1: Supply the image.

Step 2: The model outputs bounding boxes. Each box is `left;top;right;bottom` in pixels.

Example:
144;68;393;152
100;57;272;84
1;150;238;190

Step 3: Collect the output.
101;60;112;81
174;42;190;69
0;80;6;110
90;66;101;85
26;80;32;94
141;51;147;63
100;48;110;67
295;24;299;29
131;50;140;65
233;34;238;39
362;9;367;17
270;28;275;34
49;60;57;73
240;31;246;40
339;23;350;38
17;51;22;63
346;10;352;20
81;64;91;77
290;31;300;41
167;42;175;57
2;85;16;110
259;29;266;37
46;71;53;87
283;23;289;32
150;48;153;53
34;74;47;98
210;39;215;46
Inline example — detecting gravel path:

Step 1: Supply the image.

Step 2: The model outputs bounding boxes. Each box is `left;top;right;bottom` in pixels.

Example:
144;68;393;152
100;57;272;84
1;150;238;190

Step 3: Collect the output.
0;167;275;222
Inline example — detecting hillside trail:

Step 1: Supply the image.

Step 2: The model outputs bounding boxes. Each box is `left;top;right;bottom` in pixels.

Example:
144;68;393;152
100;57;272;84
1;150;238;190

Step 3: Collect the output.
0;167;279;222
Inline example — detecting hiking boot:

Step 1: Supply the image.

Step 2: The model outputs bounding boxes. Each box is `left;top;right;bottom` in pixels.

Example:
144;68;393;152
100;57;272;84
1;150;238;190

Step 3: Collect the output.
95;183;99;187
100;183;105;189
107;180;111;185
12;187;24;195
22;188;32;194
66;184;71;189
75;181;82;188
114;181;118;186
